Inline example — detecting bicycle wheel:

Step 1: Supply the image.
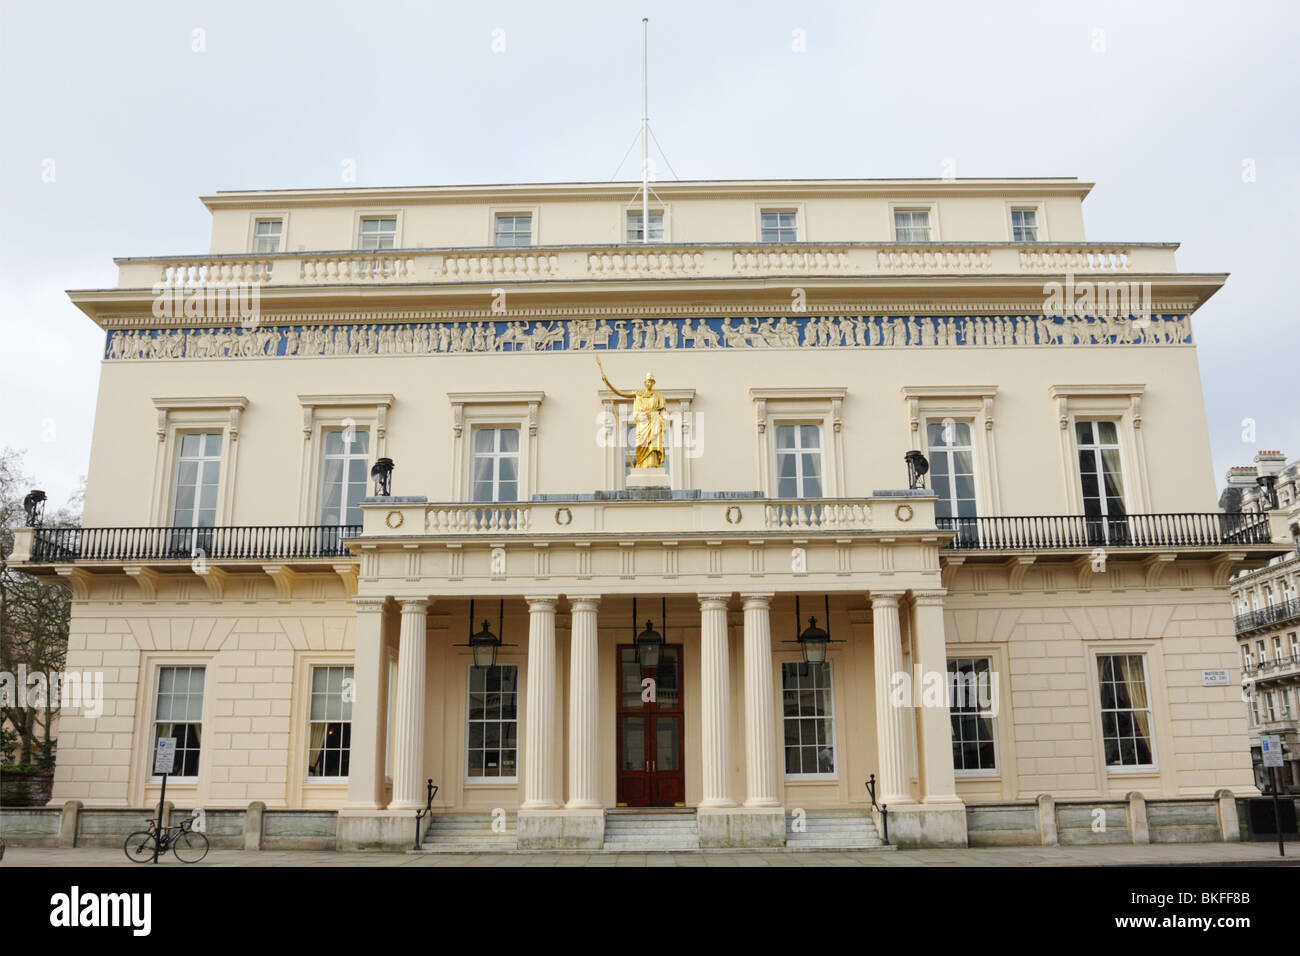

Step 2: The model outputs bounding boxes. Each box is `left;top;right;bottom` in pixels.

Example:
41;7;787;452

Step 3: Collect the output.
172;829;209;863
124;830;160;863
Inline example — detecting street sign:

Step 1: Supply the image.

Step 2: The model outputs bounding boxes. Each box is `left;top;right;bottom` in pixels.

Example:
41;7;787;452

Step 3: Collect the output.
1201;669;1229;687
154;737;177;775
1261;734;1284;768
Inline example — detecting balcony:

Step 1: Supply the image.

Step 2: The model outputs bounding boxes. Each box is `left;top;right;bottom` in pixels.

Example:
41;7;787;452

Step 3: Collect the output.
1235;598;1300;636
110;241;1181;290
22;524;360;563
936;512;1273;552
1244;655;1300;685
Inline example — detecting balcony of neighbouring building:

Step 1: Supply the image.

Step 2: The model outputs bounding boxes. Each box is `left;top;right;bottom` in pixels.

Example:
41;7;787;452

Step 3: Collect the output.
1235;597;1300;636
1243;655;1300;685
106;241;1182;290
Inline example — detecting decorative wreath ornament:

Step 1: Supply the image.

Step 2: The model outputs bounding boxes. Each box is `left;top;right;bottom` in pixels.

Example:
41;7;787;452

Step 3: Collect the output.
894;504;914;523
725;505;743;525
554;507;573;526
385;510;404;529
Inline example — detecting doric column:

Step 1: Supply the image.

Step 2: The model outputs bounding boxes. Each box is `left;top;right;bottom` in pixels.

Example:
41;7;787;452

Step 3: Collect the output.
741;593;780;808
871;591;910;805
698;593;735;808
521;595;560;810
345;597;388;809
566;596;601;809
388;598;428;810
913;589;959;803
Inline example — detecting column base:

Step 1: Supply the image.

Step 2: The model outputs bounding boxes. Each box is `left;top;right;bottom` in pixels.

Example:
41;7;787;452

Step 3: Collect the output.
883;802;968;849
516;808;605;850
697;806;786;848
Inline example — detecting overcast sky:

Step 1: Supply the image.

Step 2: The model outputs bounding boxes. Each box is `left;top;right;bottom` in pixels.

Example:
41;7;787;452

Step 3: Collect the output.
1;0;1296;511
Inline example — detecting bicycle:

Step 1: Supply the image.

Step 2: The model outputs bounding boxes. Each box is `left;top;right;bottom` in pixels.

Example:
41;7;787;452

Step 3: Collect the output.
123;814;209;863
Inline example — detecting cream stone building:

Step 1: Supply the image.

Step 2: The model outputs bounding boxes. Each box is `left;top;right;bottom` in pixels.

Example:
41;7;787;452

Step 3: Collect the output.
11;177;1295;851
1224;453;1300;794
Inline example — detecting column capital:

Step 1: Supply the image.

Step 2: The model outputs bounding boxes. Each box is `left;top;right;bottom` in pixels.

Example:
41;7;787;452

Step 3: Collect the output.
566;595;601;612
698;592;732;611
869;590;905;608
525;595;559;611
354;597;387;614
398;597;429;613
739;592;775;609
912;589;948;607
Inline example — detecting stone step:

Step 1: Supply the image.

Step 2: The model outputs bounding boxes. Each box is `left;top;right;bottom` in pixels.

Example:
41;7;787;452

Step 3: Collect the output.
602;842;700;852
413;842;519;854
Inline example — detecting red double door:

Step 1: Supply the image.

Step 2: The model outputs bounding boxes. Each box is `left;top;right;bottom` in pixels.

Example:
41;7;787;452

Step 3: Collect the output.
615;645;685;807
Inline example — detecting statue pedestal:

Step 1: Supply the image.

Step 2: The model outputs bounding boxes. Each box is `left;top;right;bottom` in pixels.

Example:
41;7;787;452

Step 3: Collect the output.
625;467;670;490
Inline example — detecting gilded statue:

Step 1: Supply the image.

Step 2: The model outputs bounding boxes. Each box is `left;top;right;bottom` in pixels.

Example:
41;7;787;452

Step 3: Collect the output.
597;353;666;469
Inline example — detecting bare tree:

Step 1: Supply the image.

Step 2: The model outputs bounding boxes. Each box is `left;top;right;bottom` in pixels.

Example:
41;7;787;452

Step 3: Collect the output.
1;449;80;767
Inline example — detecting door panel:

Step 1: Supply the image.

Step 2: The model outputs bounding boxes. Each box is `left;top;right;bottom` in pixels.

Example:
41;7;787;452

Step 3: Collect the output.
616;644;685;807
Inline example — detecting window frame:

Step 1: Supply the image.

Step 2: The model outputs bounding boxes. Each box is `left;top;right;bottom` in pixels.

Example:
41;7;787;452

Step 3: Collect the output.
354;211;402;250
296;395;392;525
902;386;1001;519
448;392;544;502
148;663;207;784
492;211;535;248
1075;418;1128;522
624;207;667;243
464;662;521;784
304;663;354;780
170;431;224;530
758;207;801;243
470;425;522;503
316;426;373;528
773;422;826;500
251;216;286;254
780;659;839;781
1050;385;1151;515
1093;651;1159;773
947;655;999;777
151;397;246;527
749;388;847;498
1005;200;1047;242
889;202;939;242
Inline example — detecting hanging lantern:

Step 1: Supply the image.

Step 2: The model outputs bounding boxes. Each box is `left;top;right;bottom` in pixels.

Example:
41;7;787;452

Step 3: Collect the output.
456;599;513;669
786;595;842;665
633;596;667;671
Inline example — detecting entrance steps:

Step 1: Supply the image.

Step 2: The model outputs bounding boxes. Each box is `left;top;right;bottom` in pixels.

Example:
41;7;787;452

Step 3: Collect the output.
417;813;517;853
603;808;699;851
785;808;884;850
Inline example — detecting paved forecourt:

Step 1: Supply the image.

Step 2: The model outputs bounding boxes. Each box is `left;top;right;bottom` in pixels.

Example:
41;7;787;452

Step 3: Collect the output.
4;842;1294;867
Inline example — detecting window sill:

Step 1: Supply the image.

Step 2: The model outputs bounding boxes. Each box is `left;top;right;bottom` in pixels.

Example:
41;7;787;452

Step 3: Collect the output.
1105;765;1159;776
784;775;838;784
464;778;519;786
955;770;1000;779
147;777;198;786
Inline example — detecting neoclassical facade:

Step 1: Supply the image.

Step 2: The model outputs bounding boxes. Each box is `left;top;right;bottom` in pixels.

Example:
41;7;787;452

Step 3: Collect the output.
1224;453;1300;792
12;177;1293;849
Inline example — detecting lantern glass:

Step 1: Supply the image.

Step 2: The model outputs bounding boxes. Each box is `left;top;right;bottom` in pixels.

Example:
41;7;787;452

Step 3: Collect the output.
470;621;500;669
635;620;663;670
798;616;830;664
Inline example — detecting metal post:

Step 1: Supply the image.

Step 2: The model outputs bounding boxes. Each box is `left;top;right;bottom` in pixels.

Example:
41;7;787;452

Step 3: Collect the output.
1271;767;1285;857
641;18;649;244
154;773;167;864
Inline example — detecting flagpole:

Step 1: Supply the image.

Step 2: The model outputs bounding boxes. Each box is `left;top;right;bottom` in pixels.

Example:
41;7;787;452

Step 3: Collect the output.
641;17;650;244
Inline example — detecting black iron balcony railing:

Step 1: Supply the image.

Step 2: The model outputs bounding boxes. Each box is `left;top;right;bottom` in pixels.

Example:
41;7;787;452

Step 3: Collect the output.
29;525;362;563
1243;654;1300;677
937;512;1273;551
1236;599;1300;636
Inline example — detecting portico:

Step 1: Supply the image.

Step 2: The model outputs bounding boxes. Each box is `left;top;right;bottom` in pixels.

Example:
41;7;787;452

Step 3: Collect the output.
337;490;965;848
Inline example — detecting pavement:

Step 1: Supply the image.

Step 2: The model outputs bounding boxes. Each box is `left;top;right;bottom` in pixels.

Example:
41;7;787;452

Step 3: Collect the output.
3;841;1296;866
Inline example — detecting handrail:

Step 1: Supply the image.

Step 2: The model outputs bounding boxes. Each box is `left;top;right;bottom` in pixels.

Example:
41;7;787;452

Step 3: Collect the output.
29;525;361;563
937;512;1272;551
866;772;889;846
